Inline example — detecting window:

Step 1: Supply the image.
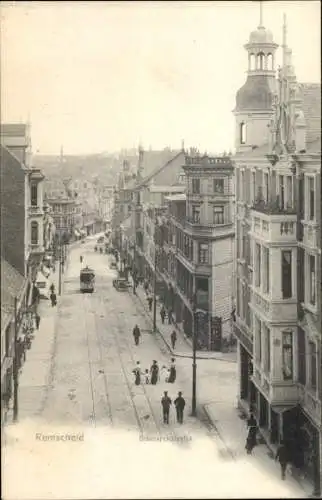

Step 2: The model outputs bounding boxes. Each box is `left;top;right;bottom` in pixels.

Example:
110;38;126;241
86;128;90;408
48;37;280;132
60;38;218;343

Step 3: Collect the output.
309;255;316;305
257;52;264;70
198;243;209;264
240;170;245;200
31;184;38;206
281;250;292;299
263;247;270;294
192;178;200;194
264;325;271;373
249;53;255;70
309;177;315;220
255;316;261;363
298;327;306;385
240;122;246;144
264;173;269;202
286;176;293;208
282;331;293;380
279;175;285;209
214;179;224;193
309;342;317;389
255;243;261;287
213;206;224;225
267;53;273;70
31;221;39;244
251;171;256;203
192;205;200;223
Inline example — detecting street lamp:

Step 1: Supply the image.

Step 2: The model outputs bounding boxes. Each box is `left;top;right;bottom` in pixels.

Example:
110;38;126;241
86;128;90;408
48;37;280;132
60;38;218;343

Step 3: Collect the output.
153;218;158;332
191;293;197;417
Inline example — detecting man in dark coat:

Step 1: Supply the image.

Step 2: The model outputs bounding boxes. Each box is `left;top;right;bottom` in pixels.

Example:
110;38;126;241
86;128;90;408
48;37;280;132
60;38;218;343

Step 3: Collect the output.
35;313;41;330
133;325;141;346
170;330;177;350
147;296;153;312
161;391;172;424
174;392;185;424
160;306;166;324
50;291;57;307
245;413;257;454
276;440;290;480
150;360;159;385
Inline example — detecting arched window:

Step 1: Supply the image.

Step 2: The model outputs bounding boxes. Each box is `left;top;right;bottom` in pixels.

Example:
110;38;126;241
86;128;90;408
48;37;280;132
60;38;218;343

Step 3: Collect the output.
257;52;265;70
267;53;273;70
240;122;246;145
31;221;39;245
249;53;256;71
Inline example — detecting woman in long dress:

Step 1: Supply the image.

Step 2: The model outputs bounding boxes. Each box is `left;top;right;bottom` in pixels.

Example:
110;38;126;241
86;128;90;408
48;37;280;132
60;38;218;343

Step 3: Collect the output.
150;360;159;385
133;361;142;385
167;358;176;383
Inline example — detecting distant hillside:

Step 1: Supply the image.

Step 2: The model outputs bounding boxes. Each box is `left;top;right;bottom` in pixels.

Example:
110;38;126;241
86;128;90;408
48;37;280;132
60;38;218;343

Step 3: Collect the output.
32;151;138;184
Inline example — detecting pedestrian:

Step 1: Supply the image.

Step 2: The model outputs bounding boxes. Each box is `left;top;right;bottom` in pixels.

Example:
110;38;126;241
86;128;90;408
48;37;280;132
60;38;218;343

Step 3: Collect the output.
275;440;290;480
80;255;83;264
168;309;173;325
50;283;55;294
170;330;177;350
150;360;159;385
133;324;141;346
35;313;40;330
160;306;166;324
160;365;169;383
174;391;185;424
144;280;149;296
50;291;57;307
144;369;150;384
167;358;176;383
147;296;153;312
132;362;142;386
161;391;172;424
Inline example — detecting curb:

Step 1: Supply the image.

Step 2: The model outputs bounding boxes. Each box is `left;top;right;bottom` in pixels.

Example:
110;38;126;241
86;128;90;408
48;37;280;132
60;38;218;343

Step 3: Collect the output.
203;403;236;459
134;290;236;363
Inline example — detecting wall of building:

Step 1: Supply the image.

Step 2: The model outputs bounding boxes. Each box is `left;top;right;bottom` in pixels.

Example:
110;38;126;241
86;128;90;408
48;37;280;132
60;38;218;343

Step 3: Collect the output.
0;146;26;276
212;236;234;337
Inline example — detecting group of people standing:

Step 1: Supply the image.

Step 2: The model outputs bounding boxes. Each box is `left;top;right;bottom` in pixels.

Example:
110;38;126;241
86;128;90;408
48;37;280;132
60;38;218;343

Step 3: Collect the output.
161;391;185;424
132;358;177;386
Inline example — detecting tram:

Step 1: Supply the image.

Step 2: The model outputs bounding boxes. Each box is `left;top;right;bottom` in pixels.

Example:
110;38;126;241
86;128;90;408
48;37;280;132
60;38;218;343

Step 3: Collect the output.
80;266;95;293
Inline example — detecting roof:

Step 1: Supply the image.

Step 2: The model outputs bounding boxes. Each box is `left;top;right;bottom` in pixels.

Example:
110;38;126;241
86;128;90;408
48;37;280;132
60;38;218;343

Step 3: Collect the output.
1;123;27;137
299;83;321;144
235;75;274;112
125;150;183;190
1;258;26;332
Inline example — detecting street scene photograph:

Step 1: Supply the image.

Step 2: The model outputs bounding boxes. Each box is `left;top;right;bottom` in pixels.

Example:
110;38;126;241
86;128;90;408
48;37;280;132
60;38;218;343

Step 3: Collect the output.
1;1;321;498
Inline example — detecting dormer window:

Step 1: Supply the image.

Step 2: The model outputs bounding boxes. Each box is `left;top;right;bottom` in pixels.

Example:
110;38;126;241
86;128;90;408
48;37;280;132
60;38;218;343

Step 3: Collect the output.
240;122;246;144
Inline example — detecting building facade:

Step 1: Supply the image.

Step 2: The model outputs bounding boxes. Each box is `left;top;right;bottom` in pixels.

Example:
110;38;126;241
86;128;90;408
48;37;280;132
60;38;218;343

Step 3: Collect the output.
45;198;81;241
233;14;321;491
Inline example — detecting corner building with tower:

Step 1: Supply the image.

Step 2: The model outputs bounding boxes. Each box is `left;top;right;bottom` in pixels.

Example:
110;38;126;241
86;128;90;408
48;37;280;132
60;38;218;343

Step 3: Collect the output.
233;12;321;491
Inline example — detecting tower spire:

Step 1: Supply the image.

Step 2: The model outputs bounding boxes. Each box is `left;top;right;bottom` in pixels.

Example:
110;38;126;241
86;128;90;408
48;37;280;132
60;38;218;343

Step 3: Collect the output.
282;13;287;69
259;1;263;27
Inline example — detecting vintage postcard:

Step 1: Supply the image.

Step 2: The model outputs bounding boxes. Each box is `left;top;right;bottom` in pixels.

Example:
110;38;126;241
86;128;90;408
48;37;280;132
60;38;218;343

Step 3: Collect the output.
1;1;321;498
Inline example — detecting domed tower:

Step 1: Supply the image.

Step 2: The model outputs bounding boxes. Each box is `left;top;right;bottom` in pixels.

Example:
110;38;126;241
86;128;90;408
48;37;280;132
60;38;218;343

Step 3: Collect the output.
234;4;278;153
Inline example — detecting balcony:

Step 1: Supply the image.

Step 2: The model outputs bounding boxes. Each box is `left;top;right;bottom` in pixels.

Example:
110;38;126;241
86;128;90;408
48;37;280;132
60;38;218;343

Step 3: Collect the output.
29;243;44;255
250;287;297;323
251;367;299;404
28;205;44;216
184;155;233;169
251;205;297;244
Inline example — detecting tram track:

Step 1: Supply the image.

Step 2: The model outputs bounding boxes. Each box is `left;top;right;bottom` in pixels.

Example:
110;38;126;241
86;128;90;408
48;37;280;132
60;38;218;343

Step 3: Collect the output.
82;294;97;427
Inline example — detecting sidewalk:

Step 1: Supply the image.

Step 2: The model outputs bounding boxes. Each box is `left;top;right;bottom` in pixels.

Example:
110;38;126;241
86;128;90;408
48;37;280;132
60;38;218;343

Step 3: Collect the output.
5;249;72;424
203;401;314;497
133;283;236;363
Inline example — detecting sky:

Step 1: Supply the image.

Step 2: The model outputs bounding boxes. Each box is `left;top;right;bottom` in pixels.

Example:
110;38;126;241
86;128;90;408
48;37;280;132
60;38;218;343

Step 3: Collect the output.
1;1;320;155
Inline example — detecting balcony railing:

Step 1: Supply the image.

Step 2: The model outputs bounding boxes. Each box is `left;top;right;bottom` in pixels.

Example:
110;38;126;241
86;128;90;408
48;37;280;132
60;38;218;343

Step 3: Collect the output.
252;197;296;216
184;155;233;168
29;205;43;214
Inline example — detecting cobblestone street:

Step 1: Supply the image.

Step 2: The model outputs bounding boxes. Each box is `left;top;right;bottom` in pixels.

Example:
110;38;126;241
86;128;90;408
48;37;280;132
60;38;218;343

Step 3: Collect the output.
3;240;310;499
